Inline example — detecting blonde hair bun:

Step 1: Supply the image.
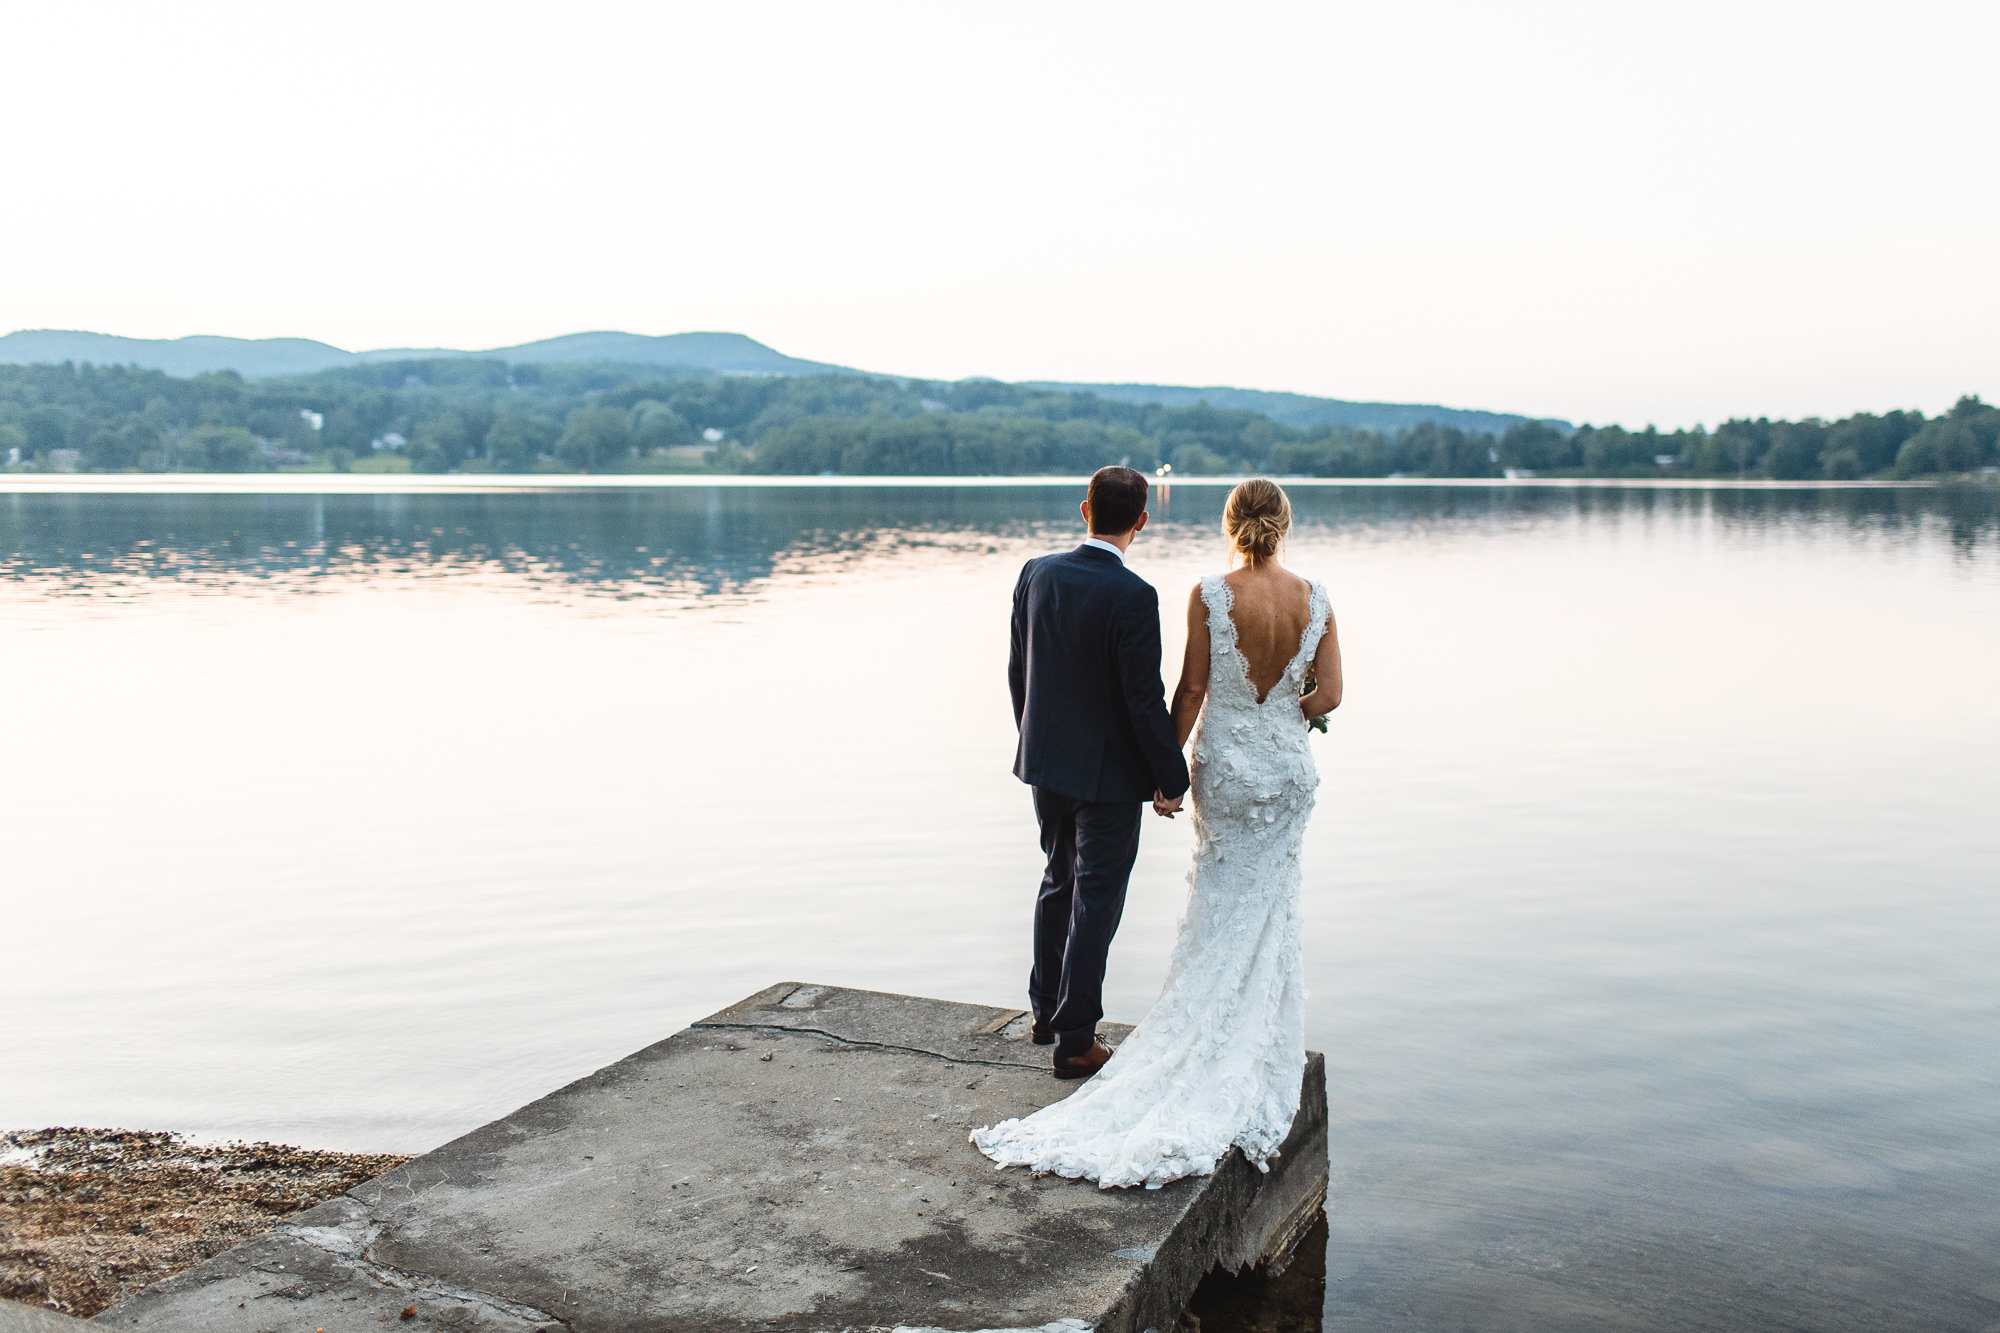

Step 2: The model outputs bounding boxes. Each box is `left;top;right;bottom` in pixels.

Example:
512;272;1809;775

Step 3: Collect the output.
1223;477;1292;562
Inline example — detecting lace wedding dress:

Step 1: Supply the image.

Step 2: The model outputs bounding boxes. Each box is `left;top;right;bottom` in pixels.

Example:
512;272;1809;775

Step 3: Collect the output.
973;574;1327;1189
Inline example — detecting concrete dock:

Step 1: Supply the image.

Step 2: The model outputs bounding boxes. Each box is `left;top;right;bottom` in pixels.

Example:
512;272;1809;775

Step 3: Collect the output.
87;983;1327;1332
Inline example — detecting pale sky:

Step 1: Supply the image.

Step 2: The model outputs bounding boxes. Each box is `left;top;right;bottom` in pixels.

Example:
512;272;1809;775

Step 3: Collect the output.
3;1;1993;428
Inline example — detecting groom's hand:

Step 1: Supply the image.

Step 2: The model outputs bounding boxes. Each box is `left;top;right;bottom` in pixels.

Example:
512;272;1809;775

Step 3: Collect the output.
1152;789;1184;818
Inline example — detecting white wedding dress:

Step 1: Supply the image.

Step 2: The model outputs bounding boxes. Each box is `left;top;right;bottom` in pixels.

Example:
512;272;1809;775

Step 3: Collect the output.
973;574;1327;1189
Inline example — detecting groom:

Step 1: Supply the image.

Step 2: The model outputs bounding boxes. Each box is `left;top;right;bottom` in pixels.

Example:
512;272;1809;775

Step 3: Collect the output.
1009;466;1191;1079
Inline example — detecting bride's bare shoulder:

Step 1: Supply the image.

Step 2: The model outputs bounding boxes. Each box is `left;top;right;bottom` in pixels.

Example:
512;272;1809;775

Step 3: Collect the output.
1222;563;1311;597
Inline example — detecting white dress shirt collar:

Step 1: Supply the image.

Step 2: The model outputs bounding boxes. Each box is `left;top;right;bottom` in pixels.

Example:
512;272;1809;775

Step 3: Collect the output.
1079;536;1127;564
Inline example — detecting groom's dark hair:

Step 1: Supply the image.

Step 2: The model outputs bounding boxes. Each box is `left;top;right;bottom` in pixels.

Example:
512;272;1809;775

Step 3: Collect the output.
1087;465;1149;535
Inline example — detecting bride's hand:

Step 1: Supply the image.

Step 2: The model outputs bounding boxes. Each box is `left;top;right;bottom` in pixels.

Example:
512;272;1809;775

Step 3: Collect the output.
1152;789;1184;818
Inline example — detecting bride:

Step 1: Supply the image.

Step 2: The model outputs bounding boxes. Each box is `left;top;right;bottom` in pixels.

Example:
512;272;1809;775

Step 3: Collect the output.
973;477;1343;1189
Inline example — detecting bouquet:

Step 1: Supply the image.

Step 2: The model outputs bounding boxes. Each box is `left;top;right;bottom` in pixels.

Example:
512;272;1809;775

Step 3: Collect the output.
1302;670;1328;734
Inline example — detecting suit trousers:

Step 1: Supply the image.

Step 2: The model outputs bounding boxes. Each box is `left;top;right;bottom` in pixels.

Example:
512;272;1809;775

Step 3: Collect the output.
1029;787;1143;1058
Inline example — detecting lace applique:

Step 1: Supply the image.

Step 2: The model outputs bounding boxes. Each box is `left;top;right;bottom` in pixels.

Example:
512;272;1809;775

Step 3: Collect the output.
972;574;1327;1188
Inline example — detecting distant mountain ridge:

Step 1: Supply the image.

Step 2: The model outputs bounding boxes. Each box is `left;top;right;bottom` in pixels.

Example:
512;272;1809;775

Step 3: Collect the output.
0;327;1561;435
358;331;851;377
0;330;360;379
0;329;845;379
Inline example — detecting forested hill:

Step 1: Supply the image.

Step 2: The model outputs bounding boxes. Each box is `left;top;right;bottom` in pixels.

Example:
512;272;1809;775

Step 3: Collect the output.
0;354;1994;481
1027;381;1548;435
0;328;1534;435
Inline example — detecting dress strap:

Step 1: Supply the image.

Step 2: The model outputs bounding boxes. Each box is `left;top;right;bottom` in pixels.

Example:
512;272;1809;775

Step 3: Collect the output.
1200;573;1236;646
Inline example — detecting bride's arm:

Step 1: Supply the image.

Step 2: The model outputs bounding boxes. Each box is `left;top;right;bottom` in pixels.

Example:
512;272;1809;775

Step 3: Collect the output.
1300;609;1343;721
1169;583;1210;747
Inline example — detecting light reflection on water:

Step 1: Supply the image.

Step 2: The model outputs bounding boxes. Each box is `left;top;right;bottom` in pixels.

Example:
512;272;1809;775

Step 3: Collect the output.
2;484;1998;1332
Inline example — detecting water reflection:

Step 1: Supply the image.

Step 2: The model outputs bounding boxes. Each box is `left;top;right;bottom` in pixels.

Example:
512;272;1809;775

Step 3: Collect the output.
3;484;1993;605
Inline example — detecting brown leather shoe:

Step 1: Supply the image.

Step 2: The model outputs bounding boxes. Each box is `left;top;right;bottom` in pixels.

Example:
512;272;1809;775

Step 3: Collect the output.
1052;1038;1114;1080
1030;1020;1054;1046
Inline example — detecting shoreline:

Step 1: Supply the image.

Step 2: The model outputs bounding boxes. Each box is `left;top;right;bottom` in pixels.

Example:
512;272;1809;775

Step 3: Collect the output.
0;1128;406;1319
0;472;1944;495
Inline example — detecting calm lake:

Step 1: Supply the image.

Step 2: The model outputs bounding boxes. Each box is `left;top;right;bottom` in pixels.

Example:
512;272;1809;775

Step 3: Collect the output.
4;481;1998;1332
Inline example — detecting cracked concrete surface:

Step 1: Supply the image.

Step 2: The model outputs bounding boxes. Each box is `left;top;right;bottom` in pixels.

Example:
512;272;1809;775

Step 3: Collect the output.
92;984;1327;1332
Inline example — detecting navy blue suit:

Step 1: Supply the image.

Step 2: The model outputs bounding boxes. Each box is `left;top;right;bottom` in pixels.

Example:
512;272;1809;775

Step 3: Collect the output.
1009;543;1190;1055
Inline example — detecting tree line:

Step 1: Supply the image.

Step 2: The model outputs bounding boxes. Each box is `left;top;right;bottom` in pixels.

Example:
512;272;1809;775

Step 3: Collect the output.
1;358;1993;481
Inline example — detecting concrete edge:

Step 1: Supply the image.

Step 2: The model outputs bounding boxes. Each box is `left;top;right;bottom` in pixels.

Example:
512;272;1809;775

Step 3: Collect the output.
0;1300;87;1331
888;1323;1092;1333
1096;1051;1331;1333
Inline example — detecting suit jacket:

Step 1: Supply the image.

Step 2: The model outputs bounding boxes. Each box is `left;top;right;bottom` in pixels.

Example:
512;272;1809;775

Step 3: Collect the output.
1009;544;1191;804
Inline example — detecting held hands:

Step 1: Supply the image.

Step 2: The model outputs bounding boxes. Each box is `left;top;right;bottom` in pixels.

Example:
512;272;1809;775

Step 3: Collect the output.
1152;788;1184;818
